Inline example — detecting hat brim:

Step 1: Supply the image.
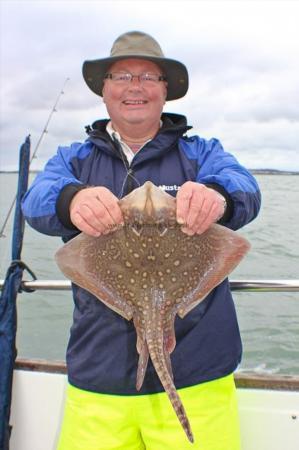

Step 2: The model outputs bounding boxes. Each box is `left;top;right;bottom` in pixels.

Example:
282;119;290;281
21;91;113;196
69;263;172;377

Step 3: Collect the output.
82;55;188;101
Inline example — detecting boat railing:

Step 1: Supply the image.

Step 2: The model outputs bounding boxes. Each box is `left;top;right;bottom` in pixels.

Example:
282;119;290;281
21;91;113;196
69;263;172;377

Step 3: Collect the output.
1;278;299;391
1;279;299;291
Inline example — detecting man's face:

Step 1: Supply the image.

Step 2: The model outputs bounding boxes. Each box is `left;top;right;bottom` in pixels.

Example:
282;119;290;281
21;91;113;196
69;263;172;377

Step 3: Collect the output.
102;58;167;131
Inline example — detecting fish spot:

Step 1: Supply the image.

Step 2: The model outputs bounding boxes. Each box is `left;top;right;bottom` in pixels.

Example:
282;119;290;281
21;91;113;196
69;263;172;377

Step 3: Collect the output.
171;276;177;283
173;260;180;266
125;261;132;267
133;253;140;258
164;252;170;258
130;278;135;284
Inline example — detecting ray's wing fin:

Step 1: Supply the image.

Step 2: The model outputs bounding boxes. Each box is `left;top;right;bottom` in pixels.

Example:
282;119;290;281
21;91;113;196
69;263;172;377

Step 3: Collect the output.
55;231;133;320
175;224;250;318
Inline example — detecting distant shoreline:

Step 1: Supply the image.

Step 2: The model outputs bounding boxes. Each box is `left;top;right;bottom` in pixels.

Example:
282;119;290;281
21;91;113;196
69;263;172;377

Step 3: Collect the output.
2;169;299;175
250;169;299;175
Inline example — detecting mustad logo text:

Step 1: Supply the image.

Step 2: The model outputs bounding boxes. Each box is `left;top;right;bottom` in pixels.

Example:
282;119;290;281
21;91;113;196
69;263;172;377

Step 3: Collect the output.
159;184;181;192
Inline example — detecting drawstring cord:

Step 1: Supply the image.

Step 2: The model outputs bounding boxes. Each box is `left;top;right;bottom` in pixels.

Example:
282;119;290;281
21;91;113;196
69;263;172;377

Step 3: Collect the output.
112;137;141;198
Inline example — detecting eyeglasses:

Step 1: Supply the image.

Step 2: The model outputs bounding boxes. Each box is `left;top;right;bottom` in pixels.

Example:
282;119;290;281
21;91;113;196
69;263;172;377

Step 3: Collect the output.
104;72;167;84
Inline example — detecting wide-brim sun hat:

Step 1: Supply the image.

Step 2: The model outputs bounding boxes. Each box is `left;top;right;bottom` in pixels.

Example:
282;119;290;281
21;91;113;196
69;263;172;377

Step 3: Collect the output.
82;31;189;101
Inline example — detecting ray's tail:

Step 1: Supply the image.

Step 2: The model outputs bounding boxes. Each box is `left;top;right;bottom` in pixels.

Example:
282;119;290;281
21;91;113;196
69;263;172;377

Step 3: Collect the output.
146;331;194;443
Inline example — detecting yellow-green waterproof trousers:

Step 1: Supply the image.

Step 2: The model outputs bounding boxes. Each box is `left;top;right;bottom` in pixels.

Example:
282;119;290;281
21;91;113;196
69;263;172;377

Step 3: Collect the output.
57;374;240;450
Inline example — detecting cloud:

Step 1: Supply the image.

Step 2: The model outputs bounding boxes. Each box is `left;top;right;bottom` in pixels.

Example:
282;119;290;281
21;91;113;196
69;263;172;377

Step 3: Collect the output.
1;0;299;171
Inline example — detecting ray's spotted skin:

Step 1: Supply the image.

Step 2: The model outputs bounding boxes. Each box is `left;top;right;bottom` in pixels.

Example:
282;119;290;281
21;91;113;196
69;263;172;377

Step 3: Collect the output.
55;182;250;443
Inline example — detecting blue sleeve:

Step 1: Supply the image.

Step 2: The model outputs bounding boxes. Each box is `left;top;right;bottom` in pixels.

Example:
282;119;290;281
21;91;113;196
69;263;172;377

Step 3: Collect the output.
180;136;261;230
22;142;89;237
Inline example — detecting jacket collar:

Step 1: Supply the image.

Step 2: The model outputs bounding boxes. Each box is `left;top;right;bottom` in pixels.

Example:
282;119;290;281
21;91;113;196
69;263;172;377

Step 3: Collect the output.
86;113;191;138
85;113;192;165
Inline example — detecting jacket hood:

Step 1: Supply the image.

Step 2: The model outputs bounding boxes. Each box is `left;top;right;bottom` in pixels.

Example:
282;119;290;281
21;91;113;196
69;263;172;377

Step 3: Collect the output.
85;112;192;139
84;113;192;166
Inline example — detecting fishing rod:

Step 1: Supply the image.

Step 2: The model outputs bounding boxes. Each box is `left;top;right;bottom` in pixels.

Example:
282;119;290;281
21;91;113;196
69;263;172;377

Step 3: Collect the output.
0;77;70;238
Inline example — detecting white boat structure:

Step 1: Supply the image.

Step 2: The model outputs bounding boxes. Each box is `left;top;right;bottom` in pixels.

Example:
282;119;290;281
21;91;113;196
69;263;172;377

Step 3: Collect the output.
3;279;299;450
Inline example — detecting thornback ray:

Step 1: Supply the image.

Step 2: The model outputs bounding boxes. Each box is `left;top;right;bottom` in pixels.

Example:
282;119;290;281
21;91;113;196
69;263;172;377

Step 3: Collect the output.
55;181;250;443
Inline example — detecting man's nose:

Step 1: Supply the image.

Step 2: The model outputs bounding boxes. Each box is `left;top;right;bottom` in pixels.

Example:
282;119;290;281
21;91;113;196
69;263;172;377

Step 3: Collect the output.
128;77;143;90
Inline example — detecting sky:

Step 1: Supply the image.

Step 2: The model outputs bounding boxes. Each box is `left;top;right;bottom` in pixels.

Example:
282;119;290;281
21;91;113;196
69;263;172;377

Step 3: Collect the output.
0;0;299;171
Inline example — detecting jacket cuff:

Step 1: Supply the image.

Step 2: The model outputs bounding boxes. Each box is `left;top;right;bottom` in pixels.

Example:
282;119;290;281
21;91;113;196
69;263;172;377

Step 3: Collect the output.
56;183;87;230
205;183;234;223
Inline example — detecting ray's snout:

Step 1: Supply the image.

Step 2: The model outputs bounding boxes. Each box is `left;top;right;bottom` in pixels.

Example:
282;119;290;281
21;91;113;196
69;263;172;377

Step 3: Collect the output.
120;181;176;224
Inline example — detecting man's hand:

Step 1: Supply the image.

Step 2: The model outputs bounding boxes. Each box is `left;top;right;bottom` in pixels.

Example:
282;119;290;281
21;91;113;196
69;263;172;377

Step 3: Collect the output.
176;181;226;235
70;187;124;237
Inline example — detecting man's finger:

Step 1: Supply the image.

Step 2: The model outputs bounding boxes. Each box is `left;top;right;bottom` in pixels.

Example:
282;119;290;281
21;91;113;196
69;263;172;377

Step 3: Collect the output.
176;183;193;224
95;194;124;226
71;211;104;237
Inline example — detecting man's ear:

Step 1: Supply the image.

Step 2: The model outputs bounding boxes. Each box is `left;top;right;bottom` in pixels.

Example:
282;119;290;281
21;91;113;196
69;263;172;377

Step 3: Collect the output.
102;82;106;103
164;82;168;103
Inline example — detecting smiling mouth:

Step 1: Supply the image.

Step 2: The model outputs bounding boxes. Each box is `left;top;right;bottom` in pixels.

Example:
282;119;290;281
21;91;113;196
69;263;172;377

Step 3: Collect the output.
123;100;148;105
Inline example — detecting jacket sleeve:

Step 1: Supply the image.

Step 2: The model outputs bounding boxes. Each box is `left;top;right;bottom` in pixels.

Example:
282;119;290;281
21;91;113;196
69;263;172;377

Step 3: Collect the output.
22;143;87;237
180;136;261;230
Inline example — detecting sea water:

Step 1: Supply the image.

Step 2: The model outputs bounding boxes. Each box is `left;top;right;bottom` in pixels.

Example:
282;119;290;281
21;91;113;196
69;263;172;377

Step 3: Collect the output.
0;173;298;374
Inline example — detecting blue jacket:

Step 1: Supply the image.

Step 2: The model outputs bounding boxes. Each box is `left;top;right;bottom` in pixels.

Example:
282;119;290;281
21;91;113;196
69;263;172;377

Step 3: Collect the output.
22;113;261;394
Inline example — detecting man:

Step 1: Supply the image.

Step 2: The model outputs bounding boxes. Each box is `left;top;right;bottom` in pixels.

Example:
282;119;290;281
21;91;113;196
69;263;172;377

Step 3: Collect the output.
22;31;261;450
